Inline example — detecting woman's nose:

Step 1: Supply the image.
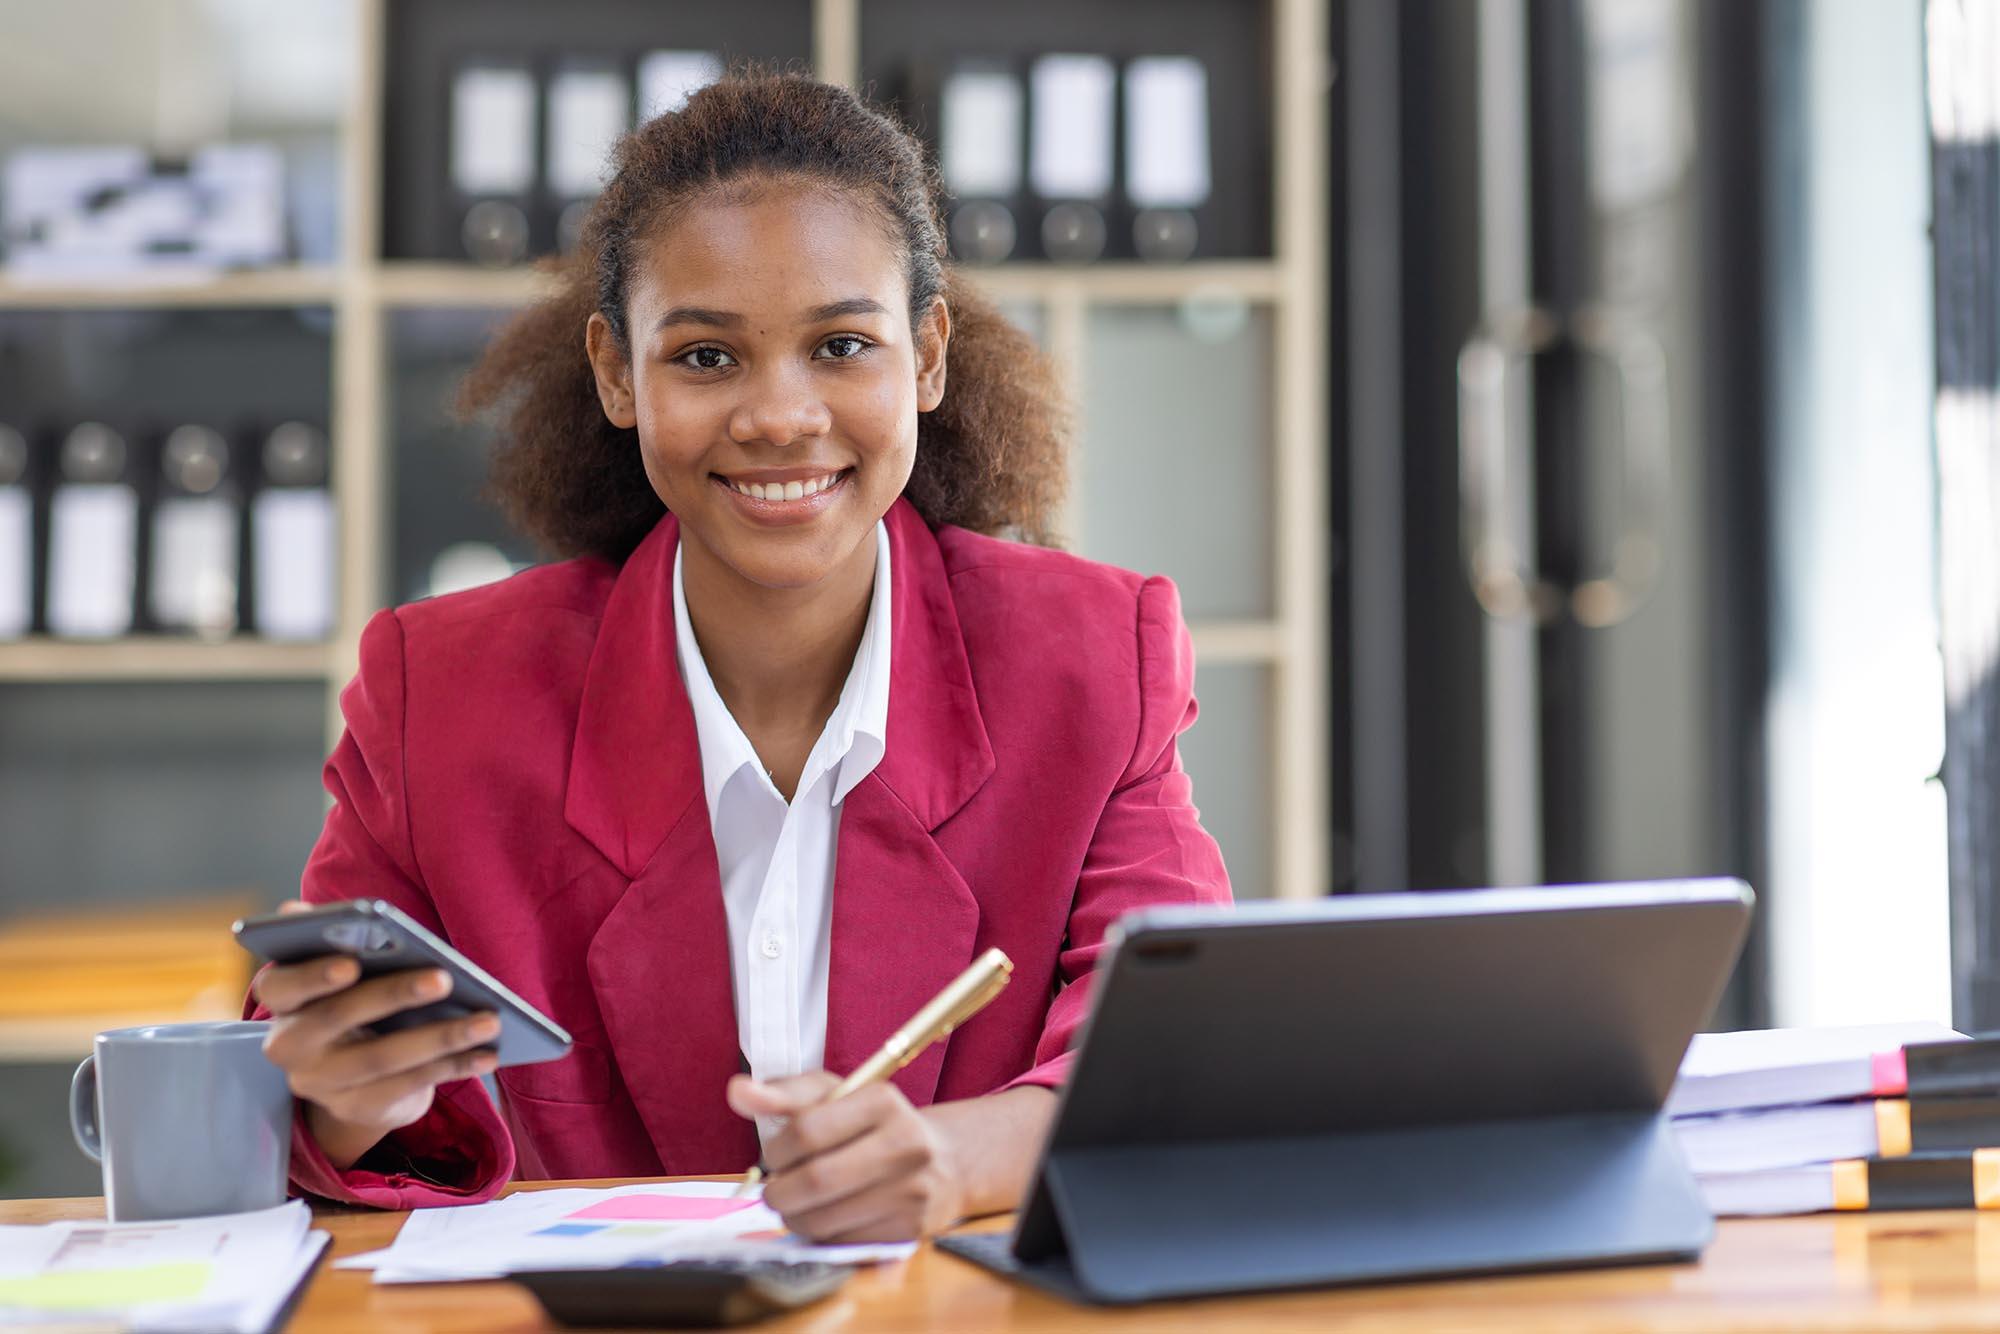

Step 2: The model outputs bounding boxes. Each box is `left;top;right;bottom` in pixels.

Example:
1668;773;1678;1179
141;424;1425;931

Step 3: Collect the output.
727;363;833;447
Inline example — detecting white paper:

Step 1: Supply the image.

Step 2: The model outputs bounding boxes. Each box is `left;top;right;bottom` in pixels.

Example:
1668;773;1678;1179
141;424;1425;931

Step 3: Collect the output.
941;69;1024;198
451;66;537;195
1677;1022;1964;1080
1029;55;1116;199
1124;57;1212;209
150;495;239;633
0;1200;326;1334
0;488;28;638
638;51;723;120
252;488;334;641
546;69;631;198
46;483;137;638
342;1182;915;1285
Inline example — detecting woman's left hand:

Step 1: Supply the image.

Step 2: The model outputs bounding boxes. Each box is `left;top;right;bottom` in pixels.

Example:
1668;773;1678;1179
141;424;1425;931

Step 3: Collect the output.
726;1072;966;1242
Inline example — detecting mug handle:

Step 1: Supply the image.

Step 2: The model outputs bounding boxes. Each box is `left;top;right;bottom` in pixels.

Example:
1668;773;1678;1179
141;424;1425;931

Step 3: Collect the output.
69;1054;102;1161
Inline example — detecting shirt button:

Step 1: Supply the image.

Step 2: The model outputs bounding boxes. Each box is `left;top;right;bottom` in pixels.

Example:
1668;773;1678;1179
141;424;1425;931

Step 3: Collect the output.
761;933;783;959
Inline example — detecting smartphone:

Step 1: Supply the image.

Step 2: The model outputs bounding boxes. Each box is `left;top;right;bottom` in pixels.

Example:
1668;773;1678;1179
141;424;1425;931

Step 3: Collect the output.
233;898;572;1068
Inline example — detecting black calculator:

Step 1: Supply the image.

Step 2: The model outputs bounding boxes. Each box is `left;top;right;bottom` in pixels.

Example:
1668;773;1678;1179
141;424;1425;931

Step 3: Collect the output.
509;1259;851;1328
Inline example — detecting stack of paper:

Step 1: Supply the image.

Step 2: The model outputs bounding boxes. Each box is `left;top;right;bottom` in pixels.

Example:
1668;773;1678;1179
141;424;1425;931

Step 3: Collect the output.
0;1200;328;1332
339;1181;914;1284
1668;1022;2000;1216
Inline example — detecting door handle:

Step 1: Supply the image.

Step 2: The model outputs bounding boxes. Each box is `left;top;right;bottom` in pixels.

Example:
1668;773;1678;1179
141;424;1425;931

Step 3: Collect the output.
1456;304;1669;628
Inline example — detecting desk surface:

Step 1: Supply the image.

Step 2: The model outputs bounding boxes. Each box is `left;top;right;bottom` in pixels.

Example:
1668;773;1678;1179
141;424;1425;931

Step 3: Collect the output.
9;1179;2000;1332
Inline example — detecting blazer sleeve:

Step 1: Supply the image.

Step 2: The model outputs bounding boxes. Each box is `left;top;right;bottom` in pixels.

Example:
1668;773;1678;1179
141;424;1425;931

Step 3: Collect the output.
999;575;1234;1093
245;607;516;1209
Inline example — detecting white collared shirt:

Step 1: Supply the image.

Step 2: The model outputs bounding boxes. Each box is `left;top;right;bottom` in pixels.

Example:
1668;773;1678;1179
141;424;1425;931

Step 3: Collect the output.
671;522;892;1101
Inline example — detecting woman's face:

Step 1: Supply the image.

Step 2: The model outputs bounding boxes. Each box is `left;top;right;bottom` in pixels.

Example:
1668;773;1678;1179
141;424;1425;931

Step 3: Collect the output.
586;179;948;592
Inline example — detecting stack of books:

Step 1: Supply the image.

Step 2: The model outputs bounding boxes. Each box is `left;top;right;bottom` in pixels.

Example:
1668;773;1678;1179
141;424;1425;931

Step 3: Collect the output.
1672;1021;2000;1215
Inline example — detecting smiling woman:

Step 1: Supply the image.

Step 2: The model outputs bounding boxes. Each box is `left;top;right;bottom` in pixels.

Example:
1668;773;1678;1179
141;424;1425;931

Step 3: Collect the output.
246;71;1231;1247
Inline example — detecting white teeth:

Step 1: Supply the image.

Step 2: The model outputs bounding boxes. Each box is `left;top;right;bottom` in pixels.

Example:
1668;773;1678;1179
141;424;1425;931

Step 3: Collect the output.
730;471;842;502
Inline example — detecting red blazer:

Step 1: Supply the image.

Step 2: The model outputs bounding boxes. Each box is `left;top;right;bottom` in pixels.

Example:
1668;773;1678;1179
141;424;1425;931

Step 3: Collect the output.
265;498;1231;1208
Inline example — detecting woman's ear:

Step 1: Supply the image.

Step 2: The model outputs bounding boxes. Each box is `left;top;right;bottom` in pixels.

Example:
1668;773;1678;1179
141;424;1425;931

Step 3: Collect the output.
585;311;639;429
914;295;951;413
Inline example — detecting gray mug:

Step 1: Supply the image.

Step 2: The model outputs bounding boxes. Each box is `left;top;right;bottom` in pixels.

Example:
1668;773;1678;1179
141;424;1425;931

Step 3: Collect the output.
70;1020;292;1221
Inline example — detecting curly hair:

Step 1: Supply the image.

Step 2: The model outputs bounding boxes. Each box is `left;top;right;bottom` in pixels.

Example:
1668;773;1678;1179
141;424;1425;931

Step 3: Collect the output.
458;71;1070;562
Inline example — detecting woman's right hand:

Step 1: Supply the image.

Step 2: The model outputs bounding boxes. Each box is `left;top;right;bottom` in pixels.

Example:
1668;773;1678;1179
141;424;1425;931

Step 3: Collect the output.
251;909;502;1172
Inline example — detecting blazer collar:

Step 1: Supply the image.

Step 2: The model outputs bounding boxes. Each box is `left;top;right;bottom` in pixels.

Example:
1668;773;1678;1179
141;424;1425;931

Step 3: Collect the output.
565;498;996;878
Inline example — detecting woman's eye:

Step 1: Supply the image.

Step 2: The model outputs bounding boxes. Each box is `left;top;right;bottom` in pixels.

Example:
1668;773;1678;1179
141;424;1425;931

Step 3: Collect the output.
816;335;871;360
676;346;735;371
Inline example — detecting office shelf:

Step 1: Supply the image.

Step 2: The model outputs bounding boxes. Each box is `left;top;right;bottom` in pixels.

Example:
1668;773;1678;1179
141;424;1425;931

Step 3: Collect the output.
0;896;256;1063
0;638;330;683
0;266;341;310
0;0;1329;901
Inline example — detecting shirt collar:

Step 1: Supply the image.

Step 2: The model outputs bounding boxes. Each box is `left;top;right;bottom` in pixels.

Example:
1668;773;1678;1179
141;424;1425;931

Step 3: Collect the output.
672;522;893;814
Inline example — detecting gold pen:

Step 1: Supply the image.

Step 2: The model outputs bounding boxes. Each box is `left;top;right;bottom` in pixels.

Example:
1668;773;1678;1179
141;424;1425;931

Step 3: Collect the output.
735;947;1014;1197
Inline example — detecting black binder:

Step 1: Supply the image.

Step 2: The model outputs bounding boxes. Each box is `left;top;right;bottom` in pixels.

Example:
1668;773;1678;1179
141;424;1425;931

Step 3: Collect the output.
941;879;1753;1304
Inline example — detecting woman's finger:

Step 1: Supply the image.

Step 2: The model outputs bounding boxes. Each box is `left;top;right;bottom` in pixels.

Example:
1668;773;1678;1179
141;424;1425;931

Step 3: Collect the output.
305;1012;501;1094
269;968;452;1062
727;1070;839;1120
764;1116;930;1221
762;1083;902;1174
250;955;361;1015
780;1179;917;1245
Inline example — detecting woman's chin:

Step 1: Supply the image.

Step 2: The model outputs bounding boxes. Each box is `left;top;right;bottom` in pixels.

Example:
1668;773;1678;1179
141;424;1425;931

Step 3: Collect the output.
707;533;867;594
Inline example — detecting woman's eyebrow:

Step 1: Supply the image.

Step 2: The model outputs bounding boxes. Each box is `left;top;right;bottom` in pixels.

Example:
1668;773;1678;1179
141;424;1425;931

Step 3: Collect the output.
804;297;890;321
652;297;888;334
654;306;742;332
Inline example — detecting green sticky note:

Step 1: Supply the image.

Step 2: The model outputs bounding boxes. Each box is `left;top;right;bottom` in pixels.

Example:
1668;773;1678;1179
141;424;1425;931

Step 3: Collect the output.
0;1261;212;1310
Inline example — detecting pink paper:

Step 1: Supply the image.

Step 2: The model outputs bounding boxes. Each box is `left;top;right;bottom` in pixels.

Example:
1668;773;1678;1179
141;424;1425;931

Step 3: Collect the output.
567;1194;759;1222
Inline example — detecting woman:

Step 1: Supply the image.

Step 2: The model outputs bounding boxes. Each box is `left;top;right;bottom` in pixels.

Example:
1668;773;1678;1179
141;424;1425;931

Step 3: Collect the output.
250;73;1231;1243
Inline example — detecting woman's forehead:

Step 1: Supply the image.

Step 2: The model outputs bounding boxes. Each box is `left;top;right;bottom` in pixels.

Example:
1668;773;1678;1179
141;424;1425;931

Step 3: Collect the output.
634;179;908;317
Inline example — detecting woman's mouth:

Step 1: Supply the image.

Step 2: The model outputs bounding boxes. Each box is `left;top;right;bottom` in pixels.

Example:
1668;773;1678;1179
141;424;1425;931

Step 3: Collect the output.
720;468;848;502
711;467;853;524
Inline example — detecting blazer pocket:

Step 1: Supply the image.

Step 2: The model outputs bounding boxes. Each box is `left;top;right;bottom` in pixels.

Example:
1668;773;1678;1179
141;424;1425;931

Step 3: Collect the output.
496;1038;614;1105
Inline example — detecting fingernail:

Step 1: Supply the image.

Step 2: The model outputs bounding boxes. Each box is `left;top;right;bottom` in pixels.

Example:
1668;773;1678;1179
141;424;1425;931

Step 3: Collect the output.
469;1015;501;1041
474;1053;499;1074
326;960;356;984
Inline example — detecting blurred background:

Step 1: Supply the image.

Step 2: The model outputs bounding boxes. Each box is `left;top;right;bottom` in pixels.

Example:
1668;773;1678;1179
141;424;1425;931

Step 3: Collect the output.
0;0;1980;1196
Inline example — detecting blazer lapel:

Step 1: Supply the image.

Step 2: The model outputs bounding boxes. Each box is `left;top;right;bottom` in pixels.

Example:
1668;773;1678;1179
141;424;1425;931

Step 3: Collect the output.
569;511;757;1170
587;797;759;1172
823;502;996;1104
565;512;699;879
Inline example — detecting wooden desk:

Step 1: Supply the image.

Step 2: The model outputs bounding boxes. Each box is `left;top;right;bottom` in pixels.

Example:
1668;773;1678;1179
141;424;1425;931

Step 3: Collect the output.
10;1180;2000;1331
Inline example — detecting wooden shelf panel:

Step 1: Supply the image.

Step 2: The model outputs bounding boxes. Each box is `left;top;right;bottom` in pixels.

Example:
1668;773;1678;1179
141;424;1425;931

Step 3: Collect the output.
372;259;1285;310
0;267;341;310
0;638;331;682
1190;620;1287;661
375;262;561;308
0;1008;246;1063
965;260;1287;305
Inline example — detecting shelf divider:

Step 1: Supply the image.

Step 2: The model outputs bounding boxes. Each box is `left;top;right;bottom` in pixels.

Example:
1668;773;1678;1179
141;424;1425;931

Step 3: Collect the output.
0;639;330;683
0;267;341;310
